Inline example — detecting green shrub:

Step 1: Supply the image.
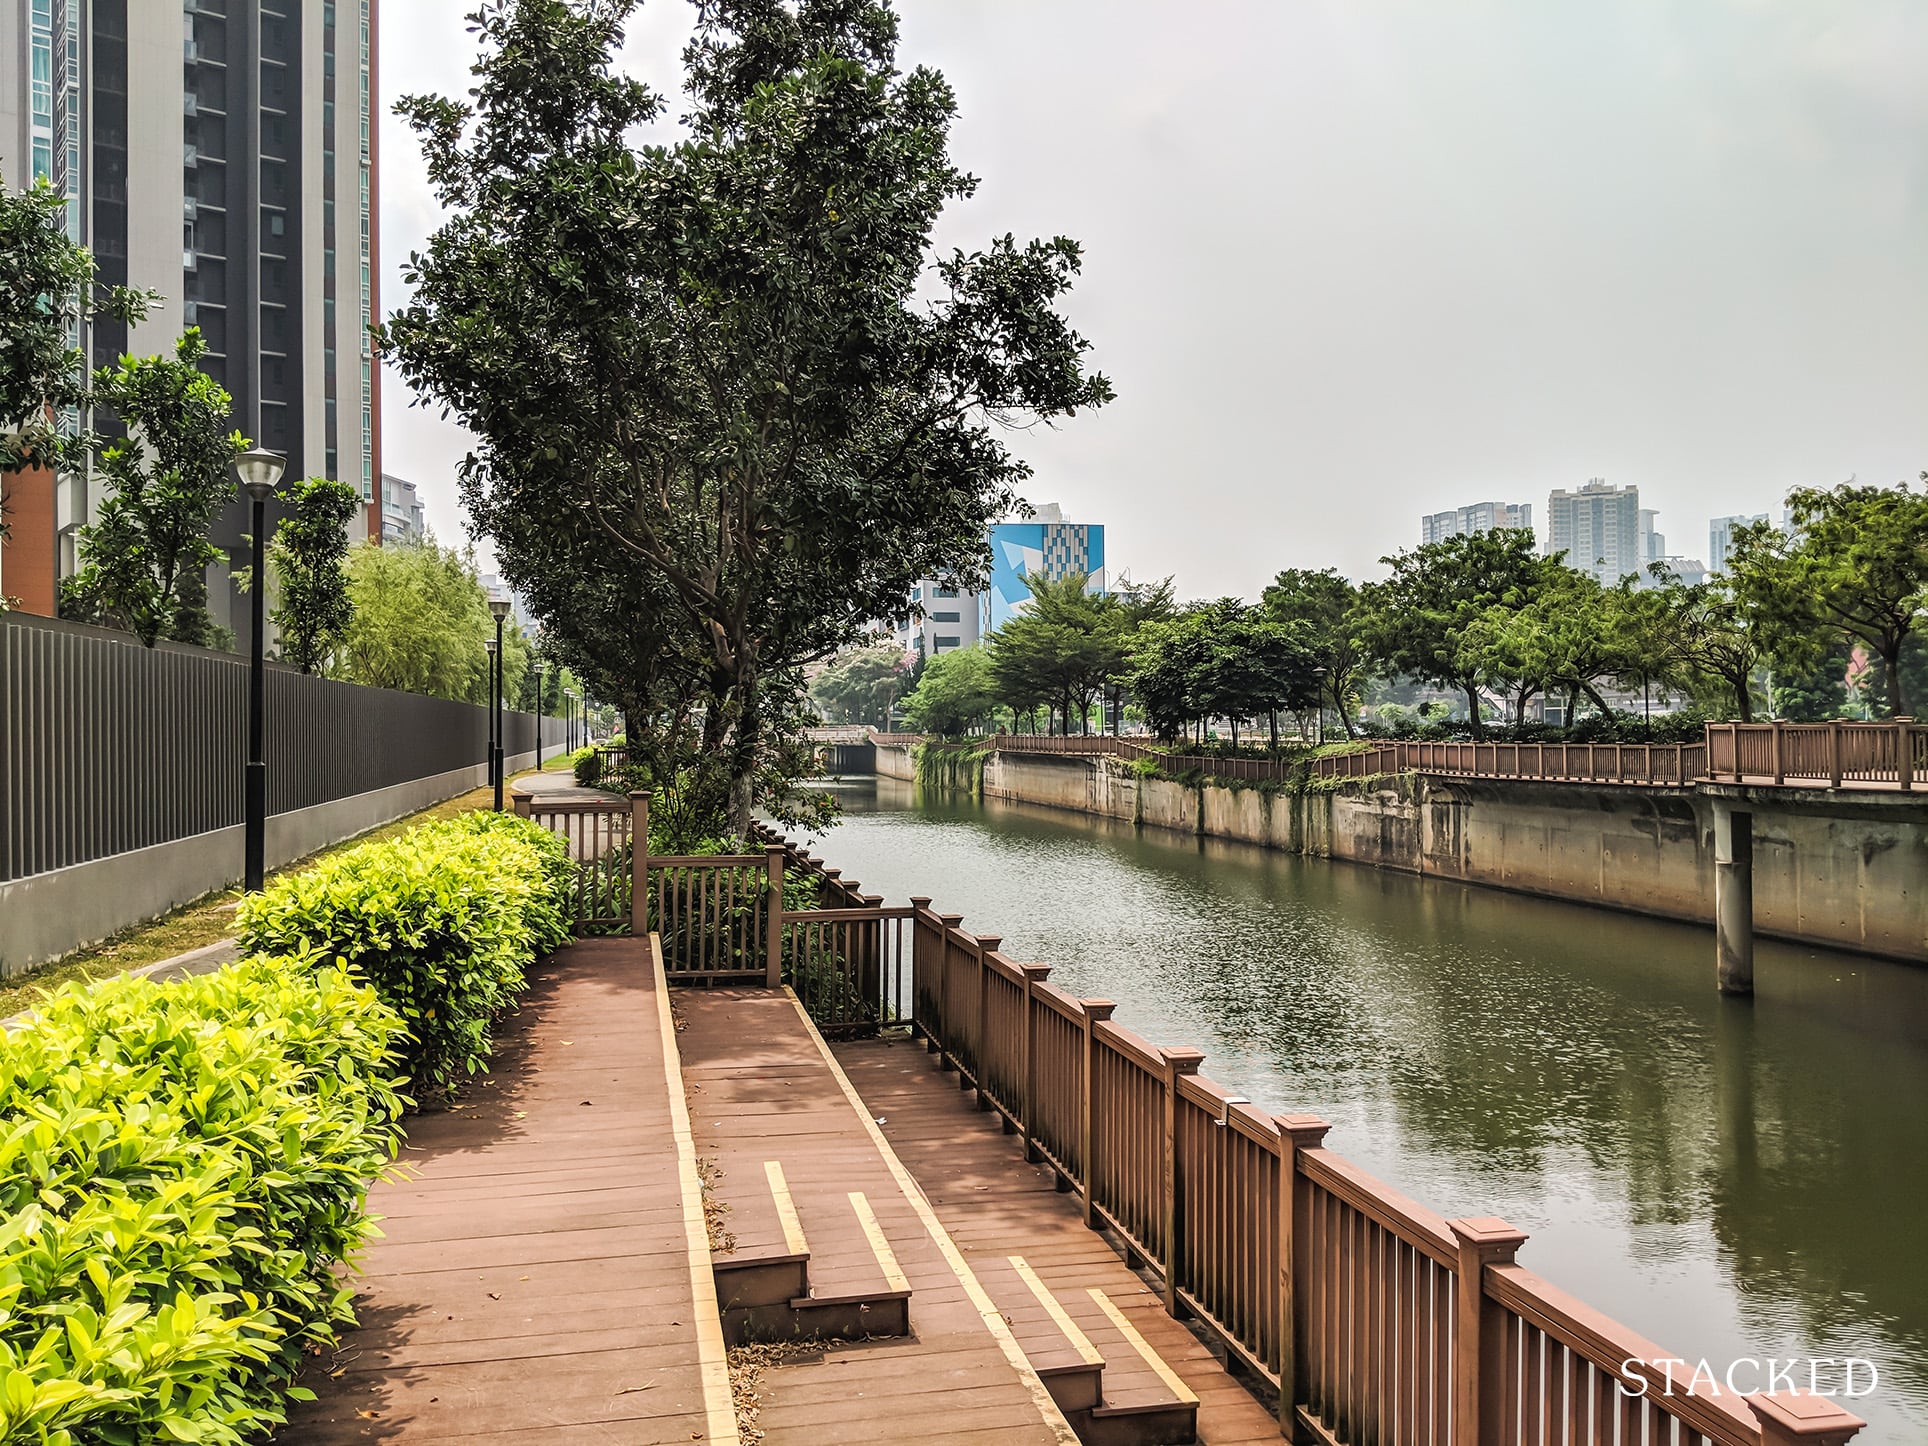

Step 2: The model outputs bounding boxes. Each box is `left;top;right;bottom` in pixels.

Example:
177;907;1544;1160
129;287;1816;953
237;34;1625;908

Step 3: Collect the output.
236;811;573;1101
572;746;602;788
0;953;406;1444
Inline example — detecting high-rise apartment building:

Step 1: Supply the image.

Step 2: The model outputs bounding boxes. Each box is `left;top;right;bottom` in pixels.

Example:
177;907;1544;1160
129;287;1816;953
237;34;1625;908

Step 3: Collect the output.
1546;479;1640;583
1637;508;1666;564
1419;501;1533;545
380;471;425;544
1708;513;1769;575
2;0;382;645
895;580;983;656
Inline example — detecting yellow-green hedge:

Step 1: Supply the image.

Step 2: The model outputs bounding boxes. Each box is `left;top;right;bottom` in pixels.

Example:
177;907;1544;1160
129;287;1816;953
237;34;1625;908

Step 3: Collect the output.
0;953;406;1444
235;811;574;1101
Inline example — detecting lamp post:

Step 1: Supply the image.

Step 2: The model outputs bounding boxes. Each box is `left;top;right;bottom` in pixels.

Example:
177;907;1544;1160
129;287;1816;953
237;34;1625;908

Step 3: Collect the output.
488;596;510;809
1313;665;1328;748
235;447;286;892
532;661;547;769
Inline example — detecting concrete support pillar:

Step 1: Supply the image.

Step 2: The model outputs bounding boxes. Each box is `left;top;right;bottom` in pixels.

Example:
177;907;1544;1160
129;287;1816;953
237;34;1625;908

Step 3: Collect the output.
1715;803;1754;995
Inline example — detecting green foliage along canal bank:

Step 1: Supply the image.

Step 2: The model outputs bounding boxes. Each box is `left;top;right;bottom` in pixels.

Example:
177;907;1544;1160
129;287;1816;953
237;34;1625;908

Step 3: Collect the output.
0;812;571;1443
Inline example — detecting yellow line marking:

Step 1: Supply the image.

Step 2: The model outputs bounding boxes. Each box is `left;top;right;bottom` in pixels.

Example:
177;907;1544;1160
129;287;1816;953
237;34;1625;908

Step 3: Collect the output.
765;1160;810;1259
652;935;742;1446
849;1191;911;1294
782;987;1081;1445
1085;1288;1200;1406
1009;1256;1104;1366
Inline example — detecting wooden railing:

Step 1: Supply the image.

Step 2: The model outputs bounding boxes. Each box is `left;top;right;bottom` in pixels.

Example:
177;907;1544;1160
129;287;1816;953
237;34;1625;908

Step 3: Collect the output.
1315;722;1922;791
1313;740;1708;787
1706;719;1920;790
754;824;1866;1446
512;793;638;932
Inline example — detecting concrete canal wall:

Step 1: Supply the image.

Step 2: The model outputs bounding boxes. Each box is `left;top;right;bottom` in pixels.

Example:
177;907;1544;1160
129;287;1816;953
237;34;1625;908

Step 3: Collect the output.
876;742;1926;963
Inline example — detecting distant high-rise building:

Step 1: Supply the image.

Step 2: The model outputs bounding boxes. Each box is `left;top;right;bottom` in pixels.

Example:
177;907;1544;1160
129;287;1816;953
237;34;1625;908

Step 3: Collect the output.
2;0;383;651
984;503;1106;634
1420;501;1533;545
1708;513;1770;574
1546;479;1641;583
895;580;984;656
1637;508;1666;565
380;473;427;545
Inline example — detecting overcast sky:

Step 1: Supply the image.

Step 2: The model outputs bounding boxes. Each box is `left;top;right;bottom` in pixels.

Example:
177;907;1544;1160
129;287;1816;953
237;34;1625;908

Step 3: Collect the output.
378;0;1928;598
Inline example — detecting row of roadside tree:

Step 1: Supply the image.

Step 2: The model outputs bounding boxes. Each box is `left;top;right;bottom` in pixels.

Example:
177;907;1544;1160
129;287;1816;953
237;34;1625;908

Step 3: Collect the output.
814;477;1926;745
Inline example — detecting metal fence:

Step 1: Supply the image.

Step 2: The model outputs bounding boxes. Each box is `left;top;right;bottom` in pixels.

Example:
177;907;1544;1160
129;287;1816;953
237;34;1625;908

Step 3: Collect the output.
1;611;564;882
753;822;1867;1446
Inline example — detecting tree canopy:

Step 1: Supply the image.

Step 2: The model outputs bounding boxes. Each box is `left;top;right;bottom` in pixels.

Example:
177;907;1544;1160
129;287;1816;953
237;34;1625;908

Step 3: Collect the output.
60;333;244;647
268;477;359;674
385;0;1109;832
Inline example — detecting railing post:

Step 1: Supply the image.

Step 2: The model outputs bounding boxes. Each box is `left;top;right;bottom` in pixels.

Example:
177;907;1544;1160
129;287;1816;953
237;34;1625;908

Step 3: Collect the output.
908;896;934;1043
1899;718;1916;792
509;789;532;819
1829;719;1843;789
763;844;785;989
972;935;1003;1103
1747;1394;1866;1445
1275;1114;1330;1437
1160;1046;1206;1314
1079;998;1116;1228
1448;1216;1530;1446
1021;963;1050;1161
938;914;965;1073
1771;718;1786;785
628;792;649;937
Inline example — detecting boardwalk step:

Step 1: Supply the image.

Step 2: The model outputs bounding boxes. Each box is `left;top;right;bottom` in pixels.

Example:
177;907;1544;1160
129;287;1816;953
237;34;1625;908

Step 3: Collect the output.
712;1160;811;1313
1075;1289;1200;1446
994;1254;1107;1413
721;1186;914;1345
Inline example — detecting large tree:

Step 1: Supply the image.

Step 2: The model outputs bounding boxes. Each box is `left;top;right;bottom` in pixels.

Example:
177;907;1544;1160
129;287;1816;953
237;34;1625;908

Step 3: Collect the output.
0;176;152;491
333;537;498;702
61;333;244;646
900;645;998;736
1729;479;1928;716
386;0;1110;830
988;573;1120;734
1359;528;1553;738
1262;567;1368;737
268;476;359;673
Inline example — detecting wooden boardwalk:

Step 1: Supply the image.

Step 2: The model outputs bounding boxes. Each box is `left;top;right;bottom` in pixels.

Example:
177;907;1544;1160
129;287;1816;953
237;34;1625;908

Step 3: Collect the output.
678;988;1076;1445
832;1035;1285;1446
287;937;736;1443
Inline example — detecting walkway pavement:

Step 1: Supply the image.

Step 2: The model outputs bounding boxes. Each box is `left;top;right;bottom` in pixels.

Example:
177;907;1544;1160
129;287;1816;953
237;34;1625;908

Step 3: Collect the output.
288;937;736;1443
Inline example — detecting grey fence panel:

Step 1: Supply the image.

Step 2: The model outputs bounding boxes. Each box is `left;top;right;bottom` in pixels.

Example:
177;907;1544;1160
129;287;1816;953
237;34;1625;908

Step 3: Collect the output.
1;612;566;883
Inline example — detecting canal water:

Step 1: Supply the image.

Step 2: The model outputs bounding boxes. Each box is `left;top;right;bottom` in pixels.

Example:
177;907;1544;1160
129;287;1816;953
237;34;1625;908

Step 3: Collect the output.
811;776;1927;1442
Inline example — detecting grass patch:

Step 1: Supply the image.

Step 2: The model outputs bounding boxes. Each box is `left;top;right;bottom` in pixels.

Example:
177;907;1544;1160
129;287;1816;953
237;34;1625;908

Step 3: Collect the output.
0;771;543;1016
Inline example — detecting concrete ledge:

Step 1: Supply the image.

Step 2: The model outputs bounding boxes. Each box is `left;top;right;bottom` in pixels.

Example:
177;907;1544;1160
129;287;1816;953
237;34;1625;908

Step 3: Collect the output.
0;751;538;977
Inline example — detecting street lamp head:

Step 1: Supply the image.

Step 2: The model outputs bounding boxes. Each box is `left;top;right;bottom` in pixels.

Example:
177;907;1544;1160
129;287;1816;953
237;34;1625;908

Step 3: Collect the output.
485;637;498;655
234;448;286;502
1314;666;1328;679
488;595;512;622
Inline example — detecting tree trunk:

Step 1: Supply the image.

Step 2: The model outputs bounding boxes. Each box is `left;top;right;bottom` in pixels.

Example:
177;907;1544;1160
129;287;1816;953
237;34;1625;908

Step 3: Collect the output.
1464;684;1485;740
1336;690;1358;739
1882;641;1908;716
1268;708;1279;755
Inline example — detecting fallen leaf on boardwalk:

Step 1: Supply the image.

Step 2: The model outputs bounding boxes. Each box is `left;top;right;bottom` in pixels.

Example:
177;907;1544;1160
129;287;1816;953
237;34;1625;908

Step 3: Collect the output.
561;1040;574;1046
519;1274;529;1280
512;1110;526;1118
615;1382;658;1395
356;1410;380;1419
580;1100;594;1106
487;1292;500;1300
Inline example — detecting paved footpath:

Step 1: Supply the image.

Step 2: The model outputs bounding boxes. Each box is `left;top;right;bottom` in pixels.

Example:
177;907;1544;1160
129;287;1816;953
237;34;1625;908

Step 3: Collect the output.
287;937;737;1443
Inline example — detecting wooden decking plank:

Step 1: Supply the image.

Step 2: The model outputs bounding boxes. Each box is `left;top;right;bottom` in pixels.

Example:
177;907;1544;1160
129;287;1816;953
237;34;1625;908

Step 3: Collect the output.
834;1034;1284;1444
287;938;738;1445
677;988;1077;1445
